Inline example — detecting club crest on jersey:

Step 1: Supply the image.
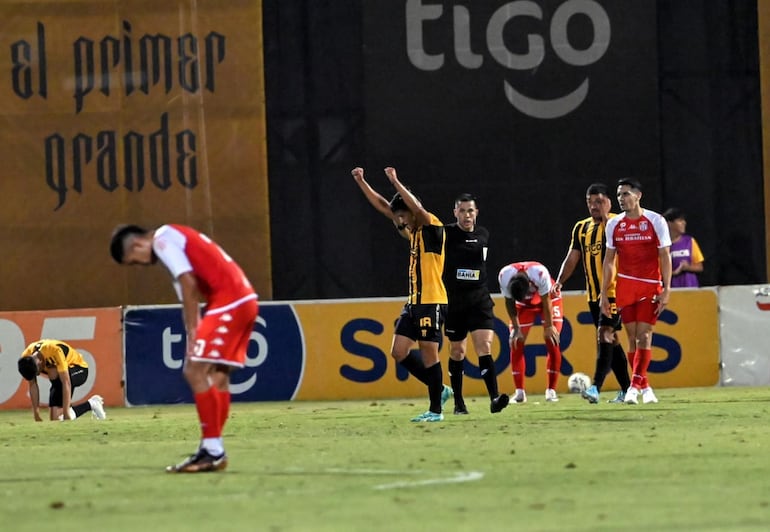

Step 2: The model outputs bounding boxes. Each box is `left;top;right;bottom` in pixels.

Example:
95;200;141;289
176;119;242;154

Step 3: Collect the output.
640;221;649;231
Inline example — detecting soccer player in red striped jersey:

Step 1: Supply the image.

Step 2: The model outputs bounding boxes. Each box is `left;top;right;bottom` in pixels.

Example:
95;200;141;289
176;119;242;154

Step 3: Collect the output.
111;224;258;472
600;179;672;405
498;261;563;403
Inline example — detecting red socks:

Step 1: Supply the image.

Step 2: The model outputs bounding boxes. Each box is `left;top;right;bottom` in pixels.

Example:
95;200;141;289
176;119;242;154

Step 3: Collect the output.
194;387;222;439
546;340;562;389
631;348;652;389
510;342;562;390
510;344;525;389
218;390;231;433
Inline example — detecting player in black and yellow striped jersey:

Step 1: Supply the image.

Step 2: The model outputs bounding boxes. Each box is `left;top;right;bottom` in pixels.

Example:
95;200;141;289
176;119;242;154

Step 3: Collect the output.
553;183;632;404
352;166;451;422
18;339;106;421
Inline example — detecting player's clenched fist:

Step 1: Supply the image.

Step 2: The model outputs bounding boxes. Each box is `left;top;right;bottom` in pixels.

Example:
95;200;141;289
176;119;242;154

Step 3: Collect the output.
351;167;364;182
384;167;398;184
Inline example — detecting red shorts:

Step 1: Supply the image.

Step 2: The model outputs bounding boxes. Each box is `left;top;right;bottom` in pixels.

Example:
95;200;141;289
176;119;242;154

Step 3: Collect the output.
616;277;660;325
514;298;564;334
190;295;259;368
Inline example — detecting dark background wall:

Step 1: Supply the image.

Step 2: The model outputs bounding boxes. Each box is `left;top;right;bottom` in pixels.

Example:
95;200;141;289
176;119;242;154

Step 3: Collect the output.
263;0;764;300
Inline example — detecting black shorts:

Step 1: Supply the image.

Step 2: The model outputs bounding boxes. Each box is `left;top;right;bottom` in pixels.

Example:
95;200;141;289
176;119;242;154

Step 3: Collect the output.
394;303;446;343
445;294;495;342
588;300;622;331
48;365;88;407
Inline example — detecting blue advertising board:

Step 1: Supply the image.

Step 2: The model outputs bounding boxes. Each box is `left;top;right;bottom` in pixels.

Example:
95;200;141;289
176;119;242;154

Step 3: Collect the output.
124;304;305;405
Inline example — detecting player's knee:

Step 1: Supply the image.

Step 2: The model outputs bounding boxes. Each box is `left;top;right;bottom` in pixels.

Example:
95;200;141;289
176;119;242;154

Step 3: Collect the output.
449;344;466;361
636;330;652;346
475;341;492;356
598;327;614;344
389;347;408;362
182;361;208;386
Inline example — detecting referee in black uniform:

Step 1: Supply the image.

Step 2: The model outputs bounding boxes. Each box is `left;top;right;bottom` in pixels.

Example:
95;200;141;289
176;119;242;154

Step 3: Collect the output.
444;193;509;414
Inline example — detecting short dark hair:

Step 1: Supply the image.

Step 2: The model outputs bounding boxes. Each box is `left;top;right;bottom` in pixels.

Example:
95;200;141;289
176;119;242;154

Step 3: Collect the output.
454;193;476;207
617;178;643;192
585;183;609;197
389;193;408;213
110;224;147;264
508;274;530;302
18;356;38;381
663;207;685;222
389;188;422;213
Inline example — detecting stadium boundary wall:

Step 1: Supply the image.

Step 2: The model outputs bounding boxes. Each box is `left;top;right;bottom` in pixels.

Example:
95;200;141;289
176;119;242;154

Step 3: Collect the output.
10;287;767;409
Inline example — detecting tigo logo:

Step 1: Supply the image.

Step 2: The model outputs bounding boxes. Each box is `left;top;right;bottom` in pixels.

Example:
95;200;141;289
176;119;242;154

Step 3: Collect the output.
406;0;610;118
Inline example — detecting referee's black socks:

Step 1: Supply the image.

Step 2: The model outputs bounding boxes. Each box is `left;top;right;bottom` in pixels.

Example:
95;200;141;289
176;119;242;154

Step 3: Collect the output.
478;354;499;399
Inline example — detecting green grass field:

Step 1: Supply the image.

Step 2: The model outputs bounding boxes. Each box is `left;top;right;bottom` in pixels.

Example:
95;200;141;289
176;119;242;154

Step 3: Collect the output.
2;387;770;531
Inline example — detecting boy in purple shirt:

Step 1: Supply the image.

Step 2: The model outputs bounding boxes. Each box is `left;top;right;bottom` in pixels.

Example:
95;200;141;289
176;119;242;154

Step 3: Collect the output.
663;208;705;288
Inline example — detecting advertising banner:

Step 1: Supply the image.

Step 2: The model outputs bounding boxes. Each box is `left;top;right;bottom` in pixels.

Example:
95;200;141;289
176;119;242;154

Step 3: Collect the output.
122;289;719;405
360;1;662;295
123;304;305;405
719;285;770;386
296;290;719;400
0;307;123;410
0;0;271;312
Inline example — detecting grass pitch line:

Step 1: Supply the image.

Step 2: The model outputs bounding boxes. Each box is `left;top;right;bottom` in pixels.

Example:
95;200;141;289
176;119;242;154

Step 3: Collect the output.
281;467;484;490
282;467;420;476
373;470;484;490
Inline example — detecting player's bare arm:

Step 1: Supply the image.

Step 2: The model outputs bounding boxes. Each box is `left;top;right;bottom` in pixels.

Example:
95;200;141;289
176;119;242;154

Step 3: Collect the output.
541;293;560;345
384;167;431;227
28;378;42;422
600;247;617;316
352;167;409;238
504;298;524;348
656;246;673;315
351;167;393;217
178;272;203;356
553;248;581;296
60;369;73;420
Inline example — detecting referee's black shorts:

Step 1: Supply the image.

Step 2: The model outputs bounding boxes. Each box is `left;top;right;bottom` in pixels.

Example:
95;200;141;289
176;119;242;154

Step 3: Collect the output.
445;291;495;342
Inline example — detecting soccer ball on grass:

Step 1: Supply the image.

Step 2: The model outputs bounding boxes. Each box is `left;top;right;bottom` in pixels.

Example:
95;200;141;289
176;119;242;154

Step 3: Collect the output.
567;372;591;393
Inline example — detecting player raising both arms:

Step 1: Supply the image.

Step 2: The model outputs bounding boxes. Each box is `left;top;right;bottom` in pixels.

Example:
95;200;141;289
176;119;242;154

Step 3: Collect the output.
352;166;452;422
